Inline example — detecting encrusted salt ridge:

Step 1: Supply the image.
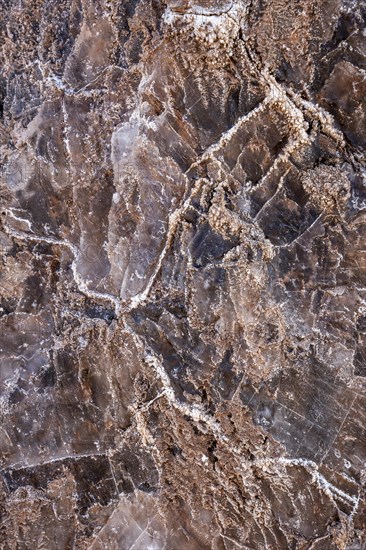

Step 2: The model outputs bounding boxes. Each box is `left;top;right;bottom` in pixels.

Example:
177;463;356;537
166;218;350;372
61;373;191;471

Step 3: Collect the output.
163;1;242;46
0;0;365;548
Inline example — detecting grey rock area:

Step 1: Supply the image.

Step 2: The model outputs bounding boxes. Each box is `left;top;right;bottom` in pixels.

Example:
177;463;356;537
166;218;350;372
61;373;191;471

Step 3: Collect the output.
0;0;366;548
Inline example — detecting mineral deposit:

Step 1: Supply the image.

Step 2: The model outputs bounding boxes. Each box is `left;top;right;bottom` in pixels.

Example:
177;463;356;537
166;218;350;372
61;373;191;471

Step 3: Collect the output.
0;0;365;548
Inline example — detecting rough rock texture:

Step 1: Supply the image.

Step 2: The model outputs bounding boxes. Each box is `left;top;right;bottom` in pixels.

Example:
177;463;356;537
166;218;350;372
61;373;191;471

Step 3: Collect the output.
0;1;366;548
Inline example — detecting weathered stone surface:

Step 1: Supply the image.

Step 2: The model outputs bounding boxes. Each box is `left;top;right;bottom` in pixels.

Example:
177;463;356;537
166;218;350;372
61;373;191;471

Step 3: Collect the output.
0;0;365;548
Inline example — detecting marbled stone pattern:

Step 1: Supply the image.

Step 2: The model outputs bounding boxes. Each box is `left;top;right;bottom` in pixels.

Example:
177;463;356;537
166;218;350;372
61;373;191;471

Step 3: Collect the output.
0;0;365;548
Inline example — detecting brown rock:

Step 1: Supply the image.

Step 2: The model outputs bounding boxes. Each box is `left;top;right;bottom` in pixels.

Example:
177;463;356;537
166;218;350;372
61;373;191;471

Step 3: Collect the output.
0;0;365;548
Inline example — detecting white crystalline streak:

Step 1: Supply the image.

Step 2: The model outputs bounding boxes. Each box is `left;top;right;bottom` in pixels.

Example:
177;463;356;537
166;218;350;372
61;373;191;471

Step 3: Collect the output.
163;1;242;46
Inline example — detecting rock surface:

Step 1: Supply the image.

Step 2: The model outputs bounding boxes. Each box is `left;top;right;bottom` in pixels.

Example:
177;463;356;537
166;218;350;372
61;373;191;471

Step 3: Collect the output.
0;1;366;548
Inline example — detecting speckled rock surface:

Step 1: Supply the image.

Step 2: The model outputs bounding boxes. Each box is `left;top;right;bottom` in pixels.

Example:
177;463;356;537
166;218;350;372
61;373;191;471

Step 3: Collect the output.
0;1;366;548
